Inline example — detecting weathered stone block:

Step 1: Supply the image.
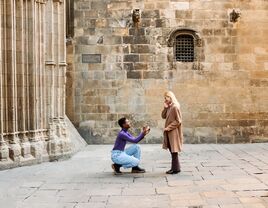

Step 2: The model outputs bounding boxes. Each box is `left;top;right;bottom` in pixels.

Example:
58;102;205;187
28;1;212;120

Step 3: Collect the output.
141;10;160;18
155;19;169;28
129;28;145;36
103;36;122;45
124;54;139;62
143;71;163;79
105;71;116;80
134;63;148;70
123;63;134;71
171;2;190;10
175;10;192;19
123;36;134;44
127;71;142;79
91;1;107;10
130;45;152;54
133;36;150;44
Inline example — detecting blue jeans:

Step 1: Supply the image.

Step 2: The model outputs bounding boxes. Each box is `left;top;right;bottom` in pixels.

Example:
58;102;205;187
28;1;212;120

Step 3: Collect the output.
111;144;141;168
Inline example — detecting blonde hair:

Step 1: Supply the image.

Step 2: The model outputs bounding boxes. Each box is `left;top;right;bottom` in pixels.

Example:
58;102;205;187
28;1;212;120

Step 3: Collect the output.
164;91;180;108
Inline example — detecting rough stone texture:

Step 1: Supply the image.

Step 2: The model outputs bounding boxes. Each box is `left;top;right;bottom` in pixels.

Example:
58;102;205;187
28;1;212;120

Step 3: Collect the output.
66;0;268;144
0;0;73;169
0;144;268;207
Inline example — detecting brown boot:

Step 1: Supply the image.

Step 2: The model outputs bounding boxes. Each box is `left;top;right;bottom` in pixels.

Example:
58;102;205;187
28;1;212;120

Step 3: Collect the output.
166;153;181;174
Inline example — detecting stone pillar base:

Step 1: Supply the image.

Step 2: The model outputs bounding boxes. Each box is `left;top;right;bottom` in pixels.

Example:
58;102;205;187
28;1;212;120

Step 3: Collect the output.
0;159;16;170
9;143;22;162
48;136;61;156
30;140;43;162
0;143;9;161
21;141;33;159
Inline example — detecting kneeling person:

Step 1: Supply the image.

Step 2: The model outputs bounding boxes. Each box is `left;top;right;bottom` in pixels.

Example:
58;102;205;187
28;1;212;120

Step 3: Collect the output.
111;117;150;175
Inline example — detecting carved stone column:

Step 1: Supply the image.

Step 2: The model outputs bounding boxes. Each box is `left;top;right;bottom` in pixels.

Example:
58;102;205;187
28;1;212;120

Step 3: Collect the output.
59;0;71;153
0;0;73;169
5;0;22;162
45;0;63;157
26;0;40;161
0;0;9;162
37;0;49;160
16;0;33;161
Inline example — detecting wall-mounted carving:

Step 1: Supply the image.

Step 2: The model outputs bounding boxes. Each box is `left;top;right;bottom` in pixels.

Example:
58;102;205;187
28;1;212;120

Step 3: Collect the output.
132;9;141;27
230;9;241;23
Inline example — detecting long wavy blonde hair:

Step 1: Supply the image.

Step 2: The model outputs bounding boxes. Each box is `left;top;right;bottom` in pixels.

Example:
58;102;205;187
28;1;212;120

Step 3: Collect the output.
164;91;180;108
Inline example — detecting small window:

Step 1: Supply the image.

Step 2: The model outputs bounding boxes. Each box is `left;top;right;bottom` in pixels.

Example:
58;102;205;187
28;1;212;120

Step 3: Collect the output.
175;35;194;62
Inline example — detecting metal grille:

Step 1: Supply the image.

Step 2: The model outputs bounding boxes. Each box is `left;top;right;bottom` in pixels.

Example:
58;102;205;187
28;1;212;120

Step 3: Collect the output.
175;35;194;62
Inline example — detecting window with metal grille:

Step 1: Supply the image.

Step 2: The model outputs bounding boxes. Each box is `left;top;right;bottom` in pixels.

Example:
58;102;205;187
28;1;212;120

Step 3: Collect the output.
175;35;194;62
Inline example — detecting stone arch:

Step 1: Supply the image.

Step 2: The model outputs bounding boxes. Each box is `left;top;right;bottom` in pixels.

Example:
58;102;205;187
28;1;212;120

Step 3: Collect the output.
167;28;204;65
167;28;202;47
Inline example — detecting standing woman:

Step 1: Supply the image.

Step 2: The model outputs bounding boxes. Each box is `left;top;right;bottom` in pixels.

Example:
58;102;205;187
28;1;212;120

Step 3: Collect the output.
161;91;183;174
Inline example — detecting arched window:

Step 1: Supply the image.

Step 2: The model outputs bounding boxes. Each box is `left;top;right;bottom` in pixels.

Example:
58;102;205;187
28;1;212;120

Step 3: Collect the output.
175;35;194;62
167;28;203;64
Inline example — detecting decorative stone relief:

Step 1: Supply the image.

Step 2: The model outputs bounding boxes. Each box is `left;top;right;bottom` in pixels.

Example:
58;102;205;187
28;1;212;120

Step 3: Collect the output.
132;9;141;27
230;9;241;23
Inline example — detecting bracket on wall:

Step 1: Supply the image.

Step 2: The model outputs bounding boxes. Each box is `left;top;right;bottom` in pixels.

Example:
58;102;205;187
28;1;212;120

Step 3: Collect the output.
132;9;141;27
229;9;241;23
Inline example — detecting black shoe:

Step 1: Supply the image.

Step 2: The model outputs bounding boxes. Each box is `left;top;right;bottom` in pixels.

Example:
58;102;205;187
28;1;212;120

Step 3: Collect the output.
131;166;145;173
112;164;122;175
166;169;180;174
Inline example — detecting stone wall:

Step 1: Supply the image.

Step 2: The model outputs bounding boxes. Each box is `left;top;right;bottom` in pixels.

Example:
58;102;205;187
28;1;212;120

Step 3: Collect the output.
67;0;268;144
0;0;73;169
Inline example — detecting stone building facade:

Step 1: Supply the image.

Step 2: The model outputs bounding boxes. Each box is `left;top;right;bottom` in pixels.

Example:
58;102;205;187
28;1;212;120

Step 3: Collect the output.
0;0;72;169
67;0;268;144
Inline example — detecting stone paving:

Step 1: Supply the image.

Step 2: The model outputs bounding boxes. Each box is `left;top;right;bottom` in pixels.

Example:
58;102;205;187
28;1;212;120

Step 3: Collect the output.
0;144;268;208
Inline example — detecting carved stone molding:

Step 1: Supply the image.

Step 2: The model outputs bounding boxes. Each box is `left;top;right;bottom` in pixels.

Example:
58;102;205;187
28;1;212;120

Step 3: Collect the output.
53;0;63;3
35;0;46;4
167;28;202;47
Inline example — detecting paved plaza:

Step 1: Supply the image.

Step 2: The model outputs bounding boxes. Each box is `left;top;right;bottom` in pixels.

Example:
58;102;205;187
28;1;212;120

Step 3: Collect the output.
0;144;268;208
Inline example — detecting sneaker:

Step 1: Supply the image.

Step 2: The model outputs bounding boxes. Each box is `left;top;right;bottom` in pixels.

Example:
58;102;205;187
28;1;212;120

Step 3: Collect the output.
131;166;146;173
111;164;122;175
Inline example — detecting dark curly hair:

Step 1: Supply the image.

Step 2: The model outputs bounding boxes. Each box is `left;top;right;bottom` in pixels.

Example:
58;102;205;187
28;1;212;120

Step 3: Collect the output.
118;117;127;128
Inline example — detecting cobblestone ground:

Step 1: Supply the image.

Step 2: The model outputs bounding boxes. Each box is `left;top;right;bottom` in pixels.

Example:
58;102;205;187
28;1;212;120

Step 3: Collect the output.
1;144;268;208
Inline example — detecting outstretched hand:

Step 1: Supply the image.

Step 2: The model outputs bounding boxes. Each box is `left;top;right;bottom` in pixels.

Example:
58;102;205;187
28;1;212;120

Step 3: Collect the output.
142;126;150;135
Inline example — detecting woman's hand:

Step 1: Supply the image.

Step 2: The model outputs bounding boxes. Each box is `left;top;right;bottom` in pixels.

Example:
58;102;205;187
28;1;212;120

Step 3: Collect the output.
164;102;169;108
164;127;169;132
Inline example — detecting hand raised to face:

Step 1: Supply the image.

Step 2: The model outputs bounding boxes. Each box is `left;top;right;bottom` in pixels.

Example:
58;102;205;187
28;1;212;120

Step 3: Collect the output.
164;102;169;108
